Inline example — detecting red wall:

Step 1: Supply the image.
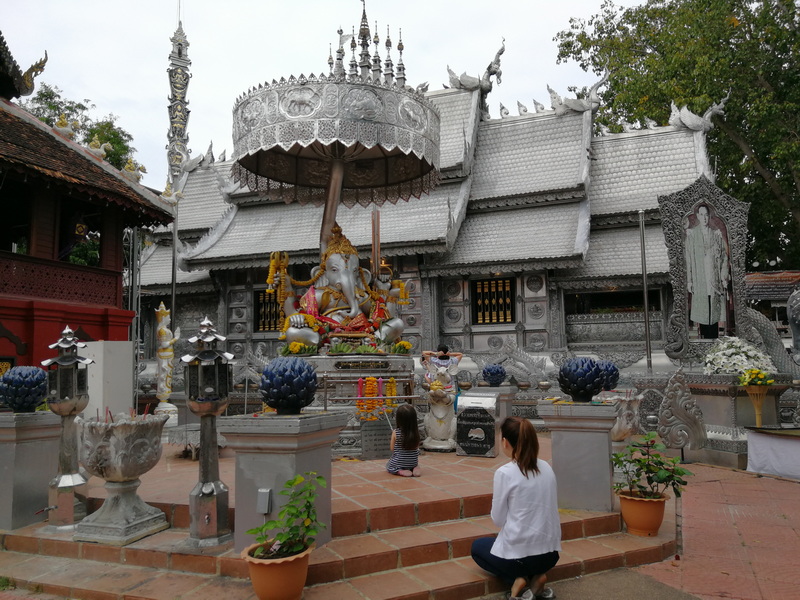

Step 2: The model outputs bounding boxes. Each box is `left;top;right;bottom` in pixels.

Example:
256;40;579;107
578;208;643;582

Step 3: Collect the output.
0;297;134;367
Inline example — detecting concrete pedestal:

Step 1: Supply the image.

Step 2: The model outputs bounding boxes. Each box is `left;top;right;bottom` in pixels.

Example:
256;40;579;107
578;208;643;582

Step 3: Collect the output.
218;411;347;552
83;341;134;420
0;412;61;530
455;387;514;457
537;401;617;512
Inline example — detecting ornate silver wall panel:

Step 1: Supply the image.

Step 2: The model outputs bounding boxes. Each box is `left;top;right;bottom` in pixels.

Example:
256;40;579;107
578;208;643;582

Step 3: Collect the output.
658;176;754;361
525;275;545;296
566;312;664;344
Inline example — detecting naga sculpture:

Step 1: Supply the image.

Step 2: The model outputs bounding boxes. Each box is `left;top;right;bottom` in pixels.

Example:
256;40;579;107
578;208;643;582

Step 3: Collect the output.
270;224;406;347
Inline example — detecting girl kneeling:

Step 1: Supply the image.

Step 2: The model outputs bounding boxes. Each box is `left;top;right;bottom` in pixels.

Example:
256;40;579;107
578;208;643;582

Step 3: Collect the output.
471;416;560;599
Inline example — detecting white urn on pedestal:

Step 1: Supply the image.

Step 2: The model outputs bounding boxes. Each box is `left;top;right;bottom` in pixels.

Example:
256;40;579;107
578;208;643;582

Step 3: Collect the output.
74;414;170;545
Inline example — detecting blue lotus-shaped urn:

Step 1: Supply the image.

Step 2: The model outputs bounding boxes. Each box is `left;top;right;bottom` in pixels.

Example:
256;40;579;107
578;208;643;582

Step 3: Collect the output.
557;357;605;402
596;360;620;391
260;356;318;415
0;366;48;413
482;364;507;387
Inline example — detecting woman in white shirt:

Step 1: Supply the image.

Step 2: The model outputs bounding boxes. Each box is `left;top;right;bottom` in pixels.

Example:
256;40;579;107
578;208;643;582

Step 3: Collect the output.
471;416;561;600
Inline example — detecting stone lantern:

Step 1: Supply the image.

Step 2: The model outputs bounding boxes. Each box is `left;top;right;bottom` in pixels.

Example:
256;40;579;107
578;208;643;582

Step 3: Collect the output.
180;317;233;546
41;326;94;529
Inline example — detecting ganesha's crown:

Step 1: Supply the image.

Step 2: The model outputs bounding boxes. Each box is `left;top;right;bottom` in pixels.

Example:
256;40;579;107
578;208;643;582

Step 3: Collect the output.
323;224;358;261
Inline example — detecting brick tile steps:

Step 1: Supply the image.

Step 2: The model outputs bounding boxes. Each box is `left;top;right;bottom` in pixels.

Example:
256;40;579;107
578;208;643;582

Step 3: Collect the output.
0;507;674;600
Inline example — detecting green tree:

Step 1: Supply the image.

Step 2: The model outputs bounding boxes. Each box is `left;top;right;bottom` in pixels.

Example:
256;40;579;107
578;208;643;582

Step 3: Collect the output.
555;0;800;268
21;83;137;171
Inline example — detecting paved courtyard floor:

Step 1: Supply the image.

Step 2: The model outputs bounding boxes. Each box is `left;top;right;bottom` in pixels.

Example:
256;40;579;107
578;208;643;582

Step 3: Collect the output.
3;431;798;599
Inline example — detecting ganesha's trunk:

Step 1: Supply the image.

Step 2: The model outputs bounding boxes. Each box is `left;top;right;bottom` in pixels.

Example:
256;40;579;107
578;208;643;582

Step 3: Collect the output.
341;268;361;320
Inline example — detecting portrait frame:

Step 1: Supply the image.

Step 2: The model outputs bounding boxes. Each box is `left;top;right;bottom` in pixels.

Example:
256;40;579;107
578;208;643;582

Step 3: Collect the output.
658;176;752;362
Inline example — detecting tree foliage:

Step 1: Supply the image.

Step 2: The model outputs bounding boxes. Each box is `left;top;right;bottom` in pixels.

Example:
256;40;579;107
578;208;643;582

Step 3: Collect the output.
20;83;137;171
555;0;800;268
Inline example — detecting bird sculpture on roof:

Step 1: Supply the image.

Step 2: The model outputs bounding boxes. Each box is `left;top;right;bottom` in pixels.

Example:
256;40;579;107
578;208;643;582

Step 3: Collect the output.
532;98;545;112
517;101;528;114
121;158;147;182
499;103;509;118
54;113;79;139
644;117;659;129
87;135;112;159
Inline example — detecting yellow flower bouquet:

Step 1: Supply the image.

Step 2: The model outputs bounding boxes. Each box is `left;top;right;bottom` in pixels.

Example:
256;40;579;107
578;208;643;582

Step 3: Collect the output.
738;368;774;386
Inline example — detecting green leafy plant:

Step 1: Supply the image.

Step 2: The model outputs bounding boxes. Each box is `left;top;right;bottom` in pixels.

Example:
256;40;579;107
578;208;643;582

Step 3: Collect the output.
328;341;354;354
279;342;317;356
246;472;326;559
612;432;693;499
354;344;380;354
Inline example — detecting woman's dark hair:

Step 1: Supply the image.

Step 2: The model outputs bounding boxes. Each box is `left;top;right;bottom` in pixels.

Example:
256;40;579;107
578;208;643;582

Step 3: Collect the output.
437;344;449;355
396;403;420;450
501;416;540;477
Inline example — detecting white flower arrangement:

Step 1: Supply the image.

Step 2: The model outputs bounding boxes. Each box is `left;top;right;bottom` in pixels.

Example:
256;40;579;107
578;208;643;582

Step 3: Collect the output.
702;336;776;375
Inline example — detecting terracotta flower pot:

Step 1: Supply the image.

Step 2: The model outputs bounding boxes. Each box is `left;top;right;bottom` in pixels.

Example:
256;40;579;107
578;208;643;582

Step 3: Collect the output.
617;492;669;537
241;542;315;600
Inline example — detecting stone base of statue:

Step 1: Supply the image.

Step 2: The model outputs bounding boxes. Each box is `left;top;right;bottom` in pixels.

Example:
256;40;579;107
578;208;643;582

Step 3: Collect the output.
154;401;179;428
537;399;617;512
74;479;169;545
307;355;415;458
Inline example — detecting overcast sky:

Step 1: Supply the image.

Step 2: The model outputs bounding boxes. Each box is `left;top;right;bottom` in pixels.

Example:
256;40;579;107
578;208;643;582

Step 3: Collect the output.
3;0;638;190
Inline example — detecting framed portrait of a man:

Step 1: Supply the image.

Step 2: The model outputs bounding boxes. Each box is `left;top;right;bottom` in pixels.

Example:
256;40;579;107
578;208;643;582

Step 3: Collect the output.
684;203;731;339
658;176;752;362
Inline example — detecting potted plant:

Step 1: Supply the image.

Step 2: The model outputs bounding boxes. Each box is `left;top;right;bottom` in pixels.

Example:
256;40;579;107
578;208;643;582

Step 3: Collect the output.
611;431;692;536
242;472;326;600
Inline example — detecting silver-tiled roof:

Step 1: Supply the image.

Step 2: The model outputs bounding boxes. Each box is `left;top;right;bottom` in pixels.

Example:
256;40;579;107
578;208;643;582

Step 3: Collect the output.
426;89;480;175
176;162;235;231
470;111;588;200
559;224;669;279
139;242;211;286
183;179;470;268
589;128;710;216
427;201;588;271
